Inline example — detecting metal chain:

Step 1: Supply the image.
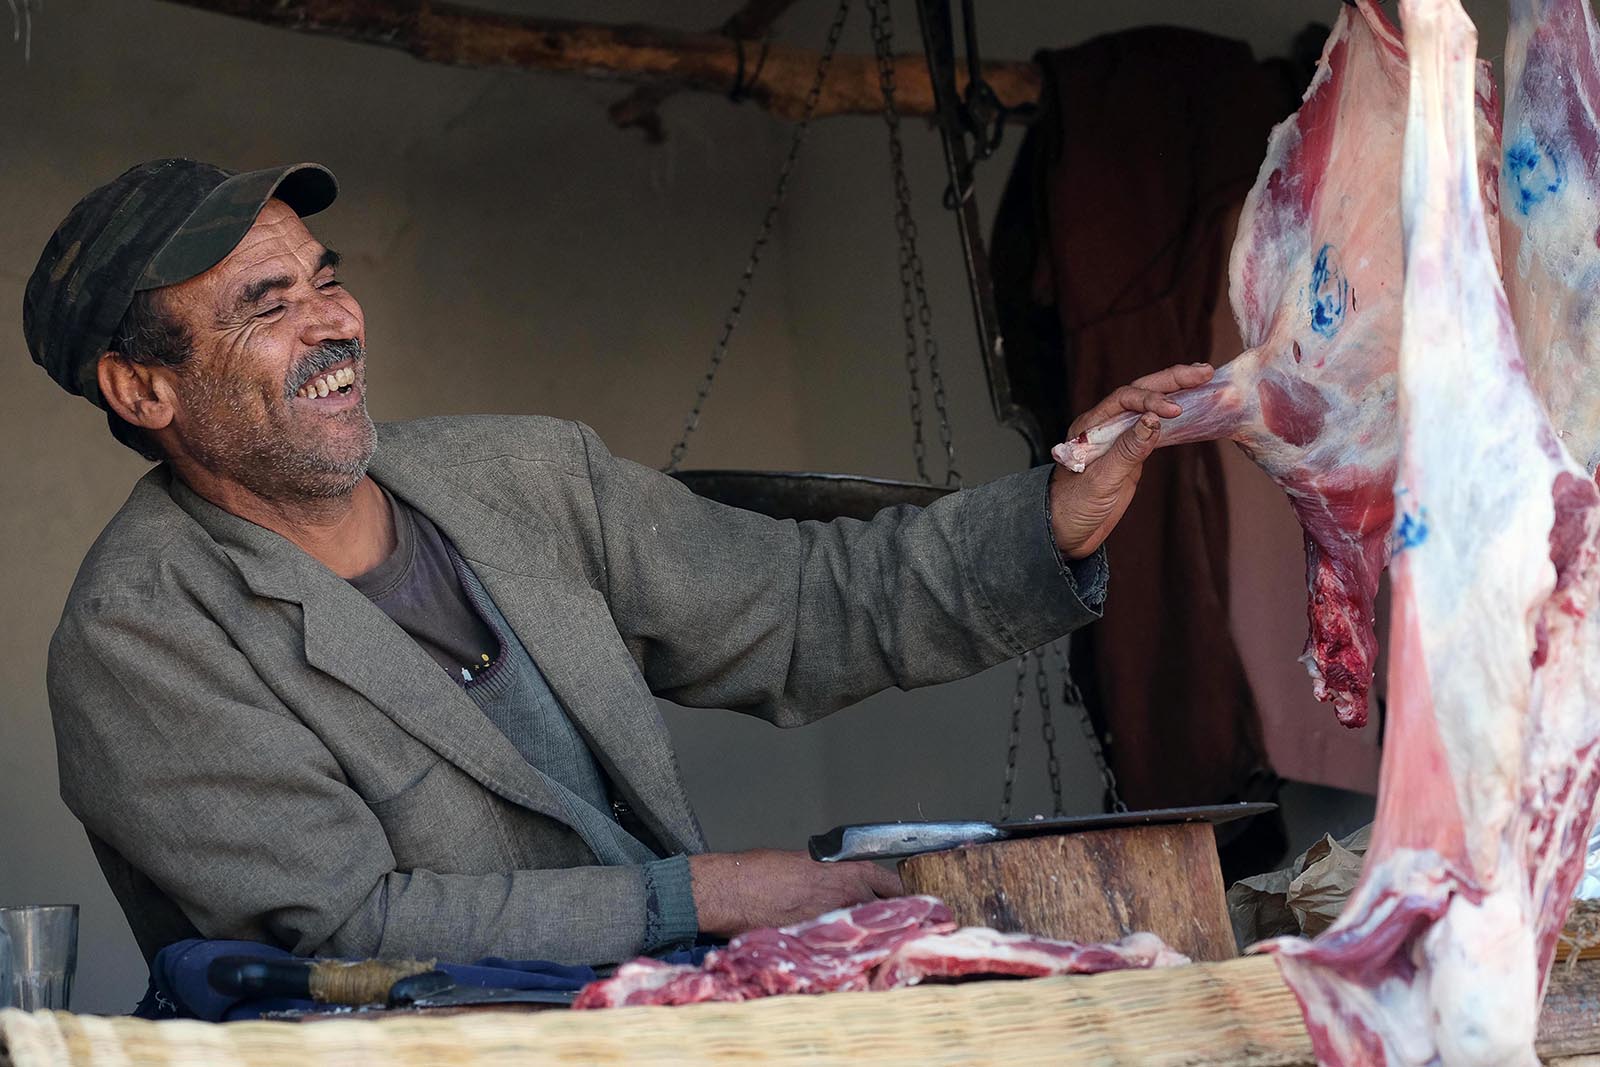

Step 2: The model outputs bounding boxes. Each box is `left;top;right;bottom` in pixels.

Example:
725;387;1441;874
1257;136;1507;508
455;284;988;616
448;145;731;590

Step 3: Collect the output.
874;0;1064;819
866;2;1111;821
866;0;927;483
7;0;37;63
1051;638;1127;812
865;1;1105;819
998;650;1029;822
665;0;853;473
864;0;960;488
1034;648;1065;817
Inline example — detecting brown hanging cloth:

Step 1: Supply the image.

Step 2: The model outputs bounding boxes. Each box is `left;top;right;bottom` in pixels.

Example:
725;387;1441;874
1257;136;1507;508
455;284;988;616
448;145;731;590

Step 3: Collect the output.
990;25;1312;879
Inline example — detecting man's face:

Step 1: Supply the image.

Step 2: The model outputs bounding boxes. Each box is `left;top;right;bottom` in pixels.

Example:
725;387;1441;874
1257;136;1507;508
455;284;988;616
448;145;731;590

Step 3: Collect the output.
157;199;375;501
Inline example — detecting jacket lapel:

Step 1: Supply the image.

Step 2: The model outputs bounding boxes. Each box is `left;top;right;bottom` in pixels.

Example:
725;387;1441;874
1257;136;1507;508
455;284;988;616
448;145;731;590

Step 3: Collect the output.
466;560;705;856
296;580;589;831
369;445;706;856
167;477;580;831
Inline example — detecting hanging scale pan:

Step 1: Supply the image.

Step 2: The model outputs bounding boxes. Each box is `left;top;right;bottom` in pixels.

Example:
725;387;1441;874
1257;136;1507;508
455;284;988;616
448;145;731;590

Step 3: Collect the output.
669;470;952;523
664;2;959;525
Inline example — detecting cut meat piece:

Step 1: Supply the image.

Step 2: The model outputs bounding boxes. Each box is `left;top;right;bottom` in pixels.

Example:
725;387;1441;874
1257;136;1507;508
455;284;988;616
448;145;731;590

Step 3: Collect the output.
1262;1;1600;1064
1053;0;1502;728
571;958;705;1009
1502;0;1600;475
763;895;954;961
574;897;1190;1009
869;928;1189;990
573;896;956;1008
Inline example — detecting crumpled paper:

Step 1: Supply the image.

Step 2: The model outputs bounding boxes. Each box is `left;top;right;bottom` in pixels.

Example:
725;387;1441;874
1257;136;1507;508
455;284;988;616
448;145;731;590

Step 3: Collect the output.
1229;819;1600;953
1228;824;1371;948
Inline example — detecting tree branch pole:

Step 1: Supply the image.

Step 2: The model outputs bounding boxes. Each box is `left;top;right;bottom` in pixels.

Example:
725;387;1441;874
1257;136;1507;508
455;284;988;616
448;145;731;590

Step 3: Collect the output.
156;0;1041;122
609;0;804;141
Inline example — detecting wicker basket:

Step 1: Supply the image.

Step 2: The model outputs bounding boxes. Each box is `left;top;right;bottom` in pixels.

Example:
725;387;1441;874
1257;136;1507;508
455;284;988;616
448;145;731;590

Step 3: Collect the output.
2;955;1596;1067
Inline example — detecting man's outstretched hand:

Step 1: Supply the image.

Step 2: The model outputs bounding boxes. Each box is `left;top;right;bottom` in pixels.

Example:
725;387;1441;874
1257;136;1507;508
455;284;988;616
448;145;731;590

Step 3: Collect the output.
687;849;903;938
1049;363;1215;560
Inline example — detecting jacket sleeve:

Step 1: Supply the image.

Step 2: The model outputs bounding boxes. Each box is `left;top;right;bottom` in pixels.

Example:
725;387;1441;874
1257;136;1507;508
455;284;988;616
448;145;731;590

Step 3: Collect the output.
50;593;676;965
575;423;1105;727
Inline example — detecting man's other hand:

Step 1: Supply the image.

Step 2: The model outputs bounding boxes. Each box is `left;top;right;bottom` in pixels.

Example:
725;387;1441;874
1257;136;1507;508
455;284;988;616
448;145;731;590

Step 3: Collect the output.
687;848;903;938
1049;363;1214;560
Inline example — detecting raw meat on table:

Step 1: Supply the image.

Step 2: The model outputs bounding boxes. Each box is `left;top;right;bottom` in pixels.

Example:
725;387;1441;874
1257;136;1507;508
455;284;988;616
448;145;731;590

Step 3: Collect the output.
573;896;1189;1009
574;896;956;1008
1502;0;1600;473
869;927;1190;990
1054;0;1502;728
1264;1;1600;1064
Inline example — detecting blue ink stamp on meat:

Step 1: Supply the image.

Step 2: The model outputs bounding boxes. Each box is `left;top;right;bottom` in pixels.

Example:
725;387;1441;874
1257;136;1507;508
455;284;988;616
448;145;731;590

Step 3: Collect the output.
1392;508;1429;557
1506;136;1566;215
1308;244;1349;338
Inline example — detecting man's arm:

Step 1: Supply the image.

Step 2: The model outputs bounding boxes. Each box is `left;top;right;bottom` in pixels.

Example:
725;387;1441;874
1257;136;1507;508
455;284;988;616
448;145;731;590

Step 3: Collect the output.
51;596;675;964
687;850;901;937
575;364;1210;726
578;437;1098;727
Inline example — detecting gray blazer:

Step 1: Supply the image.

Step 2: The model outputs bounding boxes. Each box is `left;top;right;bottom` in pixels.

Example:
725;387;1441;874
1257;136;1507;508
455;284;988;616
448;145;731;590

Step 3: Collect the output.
48;416;1103;966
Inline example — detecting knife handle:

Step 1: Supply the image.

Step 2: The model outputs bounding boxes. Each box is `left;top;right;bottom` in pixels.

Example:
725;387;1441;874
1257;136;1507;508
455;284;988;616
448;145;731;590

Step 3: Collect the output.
207;957;314;1000
207;956;436;1005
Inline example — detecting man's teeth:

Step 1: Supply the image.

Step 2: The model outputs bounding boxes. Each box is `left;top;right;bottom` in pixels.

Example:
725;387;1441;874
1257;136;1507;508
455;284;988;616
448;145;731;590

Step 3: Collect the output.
296;366;356;399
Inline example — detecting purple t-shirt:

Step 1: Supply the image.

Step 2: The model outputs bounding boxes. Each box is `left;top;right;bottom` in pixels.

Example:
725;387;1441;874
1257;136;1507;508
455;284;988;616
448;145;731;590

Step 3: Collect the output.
348;488;500;684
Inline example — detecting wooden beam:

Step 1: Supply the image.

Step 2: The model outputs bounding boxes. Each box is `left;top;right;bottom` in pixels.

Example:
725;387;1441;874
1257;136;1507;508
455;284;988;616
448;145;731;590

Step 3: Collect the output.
155;0;1041;122
609;0;803;141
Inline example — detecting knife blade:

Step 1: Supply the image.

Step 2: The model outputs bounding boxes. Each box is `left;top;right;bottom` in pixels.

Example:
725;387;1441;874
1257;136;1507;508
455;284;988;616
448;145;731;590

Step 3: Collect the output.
808;802;1278;862
385;969;578;1010
807;821;1005;862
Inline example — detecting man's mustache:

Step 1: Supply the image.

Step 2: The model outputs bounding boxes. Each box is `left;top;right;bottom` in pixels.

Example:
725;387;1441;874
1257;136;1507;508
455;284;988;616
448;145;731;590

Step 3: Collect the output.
285;340;365;398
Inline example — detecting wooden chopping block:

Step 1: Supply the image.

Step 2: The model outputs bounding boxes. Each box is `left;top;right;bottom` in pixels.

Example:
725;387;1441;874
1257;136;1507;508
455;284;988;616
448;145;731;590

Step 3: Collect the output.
898;821;1237;961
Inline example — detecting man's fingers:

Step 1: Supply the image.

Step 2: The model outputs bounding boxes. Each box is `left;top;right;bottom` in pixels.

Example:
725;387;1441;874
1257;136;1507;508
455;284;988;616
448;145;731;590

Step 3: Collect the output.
1094;413;1161;478
1130;362;1214;394
1069;364;1212;438
1115;386;1183;418
1075;386;1179;435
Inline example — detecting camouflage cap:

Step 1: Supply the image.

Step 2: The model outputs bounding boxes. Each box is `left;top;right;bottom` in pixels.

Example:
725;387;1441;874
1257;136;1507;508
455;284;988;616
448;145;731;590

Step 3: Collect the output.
23;159;338;410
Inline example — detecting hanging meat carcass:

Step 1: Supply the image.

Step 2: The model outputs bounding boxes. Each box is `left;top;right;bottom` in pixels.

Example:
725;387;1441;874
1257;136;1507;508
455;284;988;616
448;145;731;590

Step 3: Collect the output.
1502;0;1600;473
1054;0;1502;728
1263;0;1600;1063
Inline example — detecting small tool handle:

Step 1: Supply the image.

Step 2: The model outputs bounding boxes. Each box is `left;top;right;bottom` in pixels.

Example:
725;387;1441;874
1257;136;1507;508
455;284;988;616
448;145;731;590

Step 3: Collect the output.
207;957;314;1000
207;955;436;1006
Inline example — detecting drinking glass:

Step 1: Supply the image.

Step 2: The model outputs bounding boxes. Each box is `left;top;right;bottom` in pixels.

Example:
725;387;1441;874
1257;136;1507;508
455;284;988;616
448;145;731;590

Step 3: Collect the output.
0;905;78;1011
0;919;11;1008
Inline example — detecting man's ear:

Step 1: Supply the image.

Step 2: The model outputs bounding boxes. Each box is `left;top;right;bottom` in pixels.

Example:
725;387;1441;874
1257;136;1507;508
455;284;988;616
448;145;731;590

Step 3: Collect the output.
97;351;175;432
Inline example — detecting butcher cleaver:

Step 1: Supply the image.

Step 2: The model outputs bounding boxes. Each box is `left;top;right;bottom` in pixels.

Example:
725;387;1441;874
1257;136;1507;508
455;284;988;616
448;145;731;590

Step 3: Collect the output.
808;802;1277;862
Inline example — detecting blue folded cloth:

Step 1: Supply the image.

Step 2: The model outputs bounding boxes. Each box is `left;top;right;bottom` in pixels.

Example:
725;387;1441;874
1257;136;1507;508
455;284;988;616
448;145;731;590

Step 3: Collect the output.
137;938;712;1021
